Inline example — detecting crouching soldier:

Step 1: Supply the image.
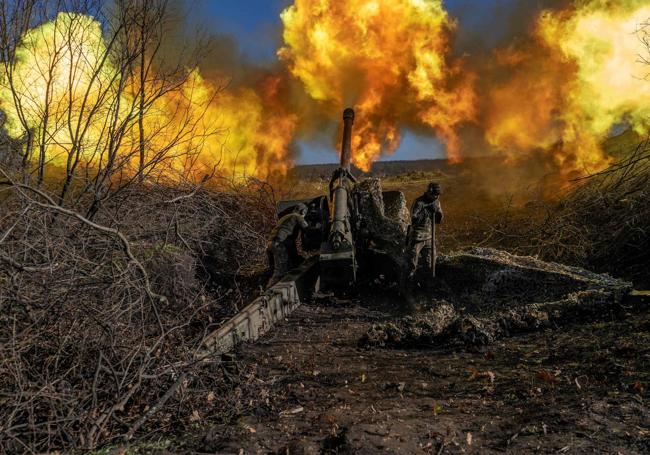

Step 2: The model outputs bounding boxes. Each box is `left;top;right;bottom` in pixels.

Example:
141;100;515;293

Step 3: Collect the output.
403;182;443;288
267;203;309;287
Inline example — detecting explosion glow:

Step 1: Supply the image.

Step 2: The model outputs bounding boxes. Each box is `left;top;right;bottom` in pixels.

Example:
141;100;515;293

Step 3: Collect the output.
1;1;649;183
0;14;117;165
0;13;295;181
278;0;475;170
484;0;650;177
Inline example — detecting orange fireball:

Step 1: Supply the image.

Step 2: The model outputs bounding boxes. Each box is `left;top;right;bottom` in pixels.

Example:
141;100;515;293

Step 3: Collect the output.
483;0;650;178
278;0;476;170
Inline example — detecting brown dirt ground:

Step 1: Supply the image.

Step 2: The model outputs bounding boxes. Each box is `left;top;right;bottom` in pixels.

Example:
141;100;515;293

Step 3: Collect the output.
189;291;650;454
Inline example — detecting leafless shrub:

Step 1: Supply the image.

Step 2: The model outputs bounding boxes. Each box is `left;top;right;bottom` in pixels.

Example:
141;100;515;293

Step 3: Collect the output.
0;1;285;450
0;1;283;452
473;138;650;286
0;174;275;452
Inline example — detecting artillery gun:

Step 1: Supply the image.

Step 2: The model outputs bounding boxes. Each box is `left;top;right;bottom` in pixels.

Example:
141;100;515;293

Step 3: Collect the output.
200;115;640;358
277;108;408;290
199;108;409;358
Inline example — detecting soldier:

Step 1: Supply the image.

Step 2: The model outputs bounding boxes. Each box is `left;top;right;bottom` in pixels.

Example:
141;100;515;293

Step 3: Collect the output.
403;182;443;287
267;203;309;287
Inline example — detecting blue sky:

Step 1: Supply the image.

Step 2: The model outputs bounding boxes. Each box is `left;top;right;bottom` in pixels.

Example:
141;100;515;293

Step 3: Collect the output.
189;0;534;164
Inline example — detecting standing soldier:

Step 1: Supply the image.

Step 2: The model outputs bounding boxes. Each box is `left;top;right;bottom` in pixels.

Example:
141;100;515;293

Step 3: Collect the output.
267;203;309;287
403;182;443;287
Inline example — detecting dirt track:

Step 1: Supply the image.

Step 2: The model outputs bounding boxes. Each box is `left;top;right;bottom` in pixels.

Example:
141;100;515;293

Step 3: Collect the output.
195;292;650;454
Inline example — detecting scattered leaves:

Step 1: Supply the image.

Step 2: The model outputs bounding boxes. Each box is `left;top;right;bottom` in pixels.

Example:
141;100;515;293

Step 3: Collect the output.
242;424;256;433
280;406;304;416
537;369;556;384
468;368;495;383
189;410;201;422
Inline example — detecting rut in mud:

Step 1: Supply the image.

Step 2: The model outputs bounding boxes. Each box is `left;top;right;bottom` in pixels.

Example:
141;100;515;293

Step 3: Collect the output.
183;250;647;454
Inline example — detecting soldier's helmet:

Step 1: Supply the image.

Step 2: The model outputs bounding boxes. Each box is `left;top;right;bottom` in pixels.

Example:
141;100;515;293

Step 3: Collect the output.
427;182;442;196
295;203;308;216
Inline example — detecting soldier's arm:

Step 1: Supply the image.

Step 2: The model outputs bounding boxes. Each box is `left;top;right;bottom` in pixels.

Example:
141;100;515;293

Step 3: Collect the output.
411;200;425;223
435;200;443;224
298;215;308;229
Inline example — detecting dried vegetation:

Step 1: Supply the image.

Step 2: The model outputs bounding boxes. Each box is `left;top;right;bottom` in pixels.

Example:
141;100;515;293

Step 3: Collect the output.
0;177;275;452
465;138;650;287
0;1;279;449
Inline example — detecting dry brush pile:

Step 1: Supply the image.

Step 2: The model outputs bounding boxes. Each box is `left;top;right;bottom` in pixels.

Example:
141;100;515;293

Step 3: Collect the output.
0;176;276;452
474;138;650;287
0;1;282;451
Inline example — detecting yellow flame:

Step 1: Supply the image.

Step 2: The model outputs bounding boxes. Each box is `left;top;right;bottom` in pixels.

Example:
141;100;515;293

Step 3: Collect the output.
485;0;650;178
5;3;650;184
0;14;118;163
145;70;296;179
278;0;475;170
540;1;650;136
0;13;296;182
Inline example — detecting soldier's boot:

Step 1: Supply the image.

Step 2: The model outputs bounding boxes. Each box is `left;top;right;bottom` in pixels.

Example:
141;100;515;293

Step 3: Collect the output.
399;267;418;310
420;245;435;287
402;279;419;313
399;262;413;295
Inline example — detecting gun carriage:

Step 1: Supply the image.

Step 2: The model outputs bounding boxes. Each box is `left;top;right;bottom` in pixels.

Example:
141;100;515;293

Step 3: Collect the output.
277;108;407;290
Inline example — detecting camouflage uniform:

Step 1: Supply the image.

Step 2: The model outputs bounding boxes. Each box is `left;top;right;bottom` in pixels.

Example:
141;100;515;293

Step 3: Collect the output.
404;189;443;283
267;209;308;286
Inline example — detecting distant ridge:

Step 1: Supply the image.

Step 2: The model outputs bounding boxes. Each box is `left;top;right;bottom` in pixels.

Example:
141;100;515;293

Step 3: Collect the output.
290;128;643;180
289;157;492;179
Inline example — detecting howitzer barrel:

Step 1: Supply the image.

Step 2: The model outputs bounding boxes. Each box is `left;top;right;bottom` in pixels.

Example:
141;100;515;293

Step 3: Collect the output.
330;185;349;250
340;108;355;170
319;108;357;289
330;107;356;251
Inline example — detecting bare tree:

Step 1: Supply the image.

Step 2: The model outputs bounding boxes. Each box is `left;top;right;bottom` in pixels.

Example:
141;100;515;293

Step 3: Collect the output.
0;3;271;452
639;17;650;74
0;0;220;216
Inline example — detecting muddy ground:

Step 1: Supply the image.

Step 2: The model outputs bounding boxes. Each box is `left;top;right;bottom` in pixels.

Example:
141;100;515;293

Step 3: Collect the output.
179;289;650;454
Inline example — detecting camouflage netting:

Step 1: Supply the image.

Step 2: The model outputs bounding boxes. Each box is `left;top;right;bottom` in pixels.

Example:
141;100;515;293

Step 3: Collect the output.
380;189;409;232
361;248;633;348
353;178;408;260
